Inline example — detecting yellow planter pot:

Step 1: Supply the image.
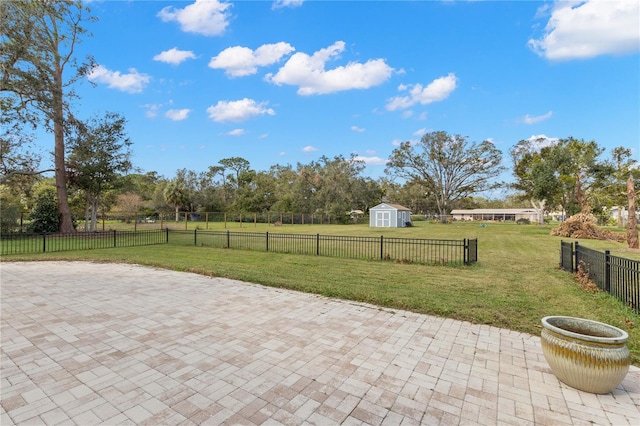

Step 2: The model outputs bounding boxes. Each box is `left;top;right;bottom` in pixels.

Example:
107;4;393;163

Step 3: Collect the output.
540;316;630;394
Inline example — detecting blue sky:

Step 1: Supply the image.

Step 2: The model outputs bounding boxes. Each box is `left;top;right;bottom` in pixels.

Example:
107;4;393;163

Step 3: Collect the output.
51;0;640;184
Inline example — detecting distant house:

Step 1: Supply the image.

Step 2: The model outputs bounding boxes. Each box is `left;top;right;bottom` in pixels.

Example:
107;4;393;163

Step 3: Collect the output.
607;206;640;224
370;203;412;228
450;208;538;222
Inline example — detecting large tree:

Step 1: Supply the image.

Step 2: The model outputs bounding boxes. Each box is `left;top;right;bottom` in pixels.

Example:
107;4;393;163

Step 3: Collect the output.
511;137;608;222
627;175;638;249
1;0;95;232
66;112;132;231
510;137;563;224
386;131;504;222
608;147;638;227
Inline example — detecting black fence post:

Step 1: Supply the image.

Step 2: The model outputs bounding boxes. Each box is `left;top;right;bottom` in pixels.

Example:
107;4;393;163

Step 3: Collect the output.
605;250;611;292
194;229;197;246
380;235;384;260
316;233;320;256
266;232;269;252
42;233;46;252
463;238;468;265
226;230;230;248
573;241;579;273
113;229;117;248
165;227;169;243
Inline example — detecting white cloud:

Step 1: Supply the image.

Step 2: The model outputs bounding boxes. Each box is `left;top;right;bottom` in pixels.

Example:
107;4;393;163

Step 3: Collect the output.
353;156;387;166
206;98;275;122
87;65;151;93
143;103;163;118
153;48;196;65
529;0;640;60
518;111;553;125
526;134;560;149
157;0;231;36
351;126;365;133
226;128;246;136
272;0;304;10
302;145;318;152
413;128;428;137
209;42;295;77
265;41;394;95
165;109;191;121
259;133;269;139
386;73;457;111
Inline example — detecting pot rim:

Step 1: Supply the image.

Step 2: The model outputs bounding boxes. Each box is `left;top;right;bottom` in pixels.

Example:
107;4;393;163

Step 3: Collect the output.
541;316;629;344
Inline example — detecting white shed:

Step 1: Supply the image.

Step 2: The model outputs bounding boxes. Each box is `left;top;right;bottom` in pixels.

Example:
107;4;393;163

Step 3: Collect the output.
369;203;412;228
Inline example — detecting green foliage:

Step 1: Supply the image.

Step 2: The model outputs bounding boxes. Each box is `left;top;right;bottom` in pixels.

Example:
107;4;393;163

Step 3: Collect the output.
386;131;505;221
511;137;611;217
66;111;132;231
163;179;190;221
0;188;21;232
1;0;96;232
27;189;61;233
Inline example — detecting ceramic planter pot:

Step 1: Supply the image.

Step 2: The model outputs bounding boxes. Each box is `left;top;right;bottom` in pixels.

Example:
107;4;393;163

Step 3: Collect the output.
540;316;630;394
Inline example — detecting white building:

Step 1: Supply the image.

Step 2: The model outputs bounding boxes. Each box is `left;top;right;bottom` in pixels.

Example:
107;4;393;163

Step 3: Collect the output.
450;208;539;222
369;203;413;228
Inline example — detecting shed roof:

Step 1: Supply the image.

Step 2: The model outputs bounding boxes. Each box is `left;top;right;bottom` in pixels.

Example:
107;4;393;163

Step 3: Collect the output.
371;203;411;211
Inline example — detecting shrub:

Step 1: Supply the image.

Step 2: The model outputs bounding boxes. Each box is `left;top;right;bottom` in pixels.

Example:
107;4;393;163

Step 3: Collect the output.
27;189;61;233
516;218;531;225
0;203;20;233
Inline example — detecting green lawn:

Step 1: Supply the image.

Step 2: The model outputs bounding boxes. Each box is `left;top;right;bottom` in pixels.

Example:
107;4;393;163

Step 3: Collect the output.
3;221;639;364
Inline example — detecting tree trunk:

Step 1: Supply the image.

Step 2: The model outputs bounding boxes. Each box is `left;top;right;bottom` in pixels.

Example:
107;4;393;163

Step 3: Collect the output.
617;205;624;227
627;175;638;249
84;200;90;232
54;63;74;232
90;197;98;232
530;199;546;225
438;206;447;223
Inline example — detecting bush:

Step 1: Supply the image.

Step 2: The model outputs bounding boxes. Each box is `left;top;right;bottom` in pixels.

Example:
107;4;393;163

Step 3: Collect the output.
27;190;61;233
0;202;20;233
516;218;531;225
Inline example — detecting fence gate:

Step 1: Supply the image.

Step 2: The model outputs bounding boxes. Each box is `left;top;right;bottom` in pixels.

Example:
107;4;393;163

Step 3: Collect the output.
560;241;574;272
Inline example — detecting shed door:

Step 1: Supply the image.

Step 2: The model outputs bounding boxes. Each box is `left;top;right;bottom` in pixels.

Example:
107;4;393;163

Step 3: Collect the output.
376;211;391;227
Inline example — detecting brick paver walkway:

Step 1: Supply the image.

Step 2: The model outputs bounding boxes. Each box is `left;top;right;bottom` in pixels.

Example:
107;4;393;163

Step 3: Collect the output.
1;261;638;425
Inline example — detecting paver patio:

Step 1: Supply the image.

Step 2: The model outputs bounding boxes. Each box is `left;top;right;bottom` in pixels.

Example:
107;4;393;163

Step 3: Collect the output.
1;261;638;425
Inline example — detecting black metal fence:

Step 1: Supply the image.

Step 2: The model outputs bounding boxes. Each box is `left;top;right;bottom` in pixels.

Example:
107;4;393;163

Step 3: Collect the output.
1;229;477;266
0;229;168;255
560;241;640;313
170;230;477;266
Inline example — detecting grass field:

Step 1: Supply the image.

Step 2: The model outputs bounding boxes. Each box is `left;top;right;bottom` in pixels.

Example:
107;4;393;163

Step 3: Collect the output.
3;221;639;365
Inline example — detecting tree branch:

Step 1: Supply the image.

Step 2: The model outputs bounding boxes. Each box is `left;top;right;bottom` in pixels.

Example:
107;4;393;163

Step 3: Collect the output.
0;168;55;184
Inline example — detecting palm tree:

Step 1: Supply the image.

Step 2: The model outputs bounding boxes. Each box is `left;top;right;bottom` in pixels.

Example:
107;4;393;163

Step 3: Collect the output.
163;180;188;222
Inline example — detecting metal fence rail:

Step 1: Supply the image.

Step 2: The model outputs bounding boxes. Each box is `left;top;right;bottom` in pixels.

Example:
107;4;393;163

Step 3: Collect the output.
1;229;478;266
174;230;477;266
0;229;168;255
559;241;640;314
